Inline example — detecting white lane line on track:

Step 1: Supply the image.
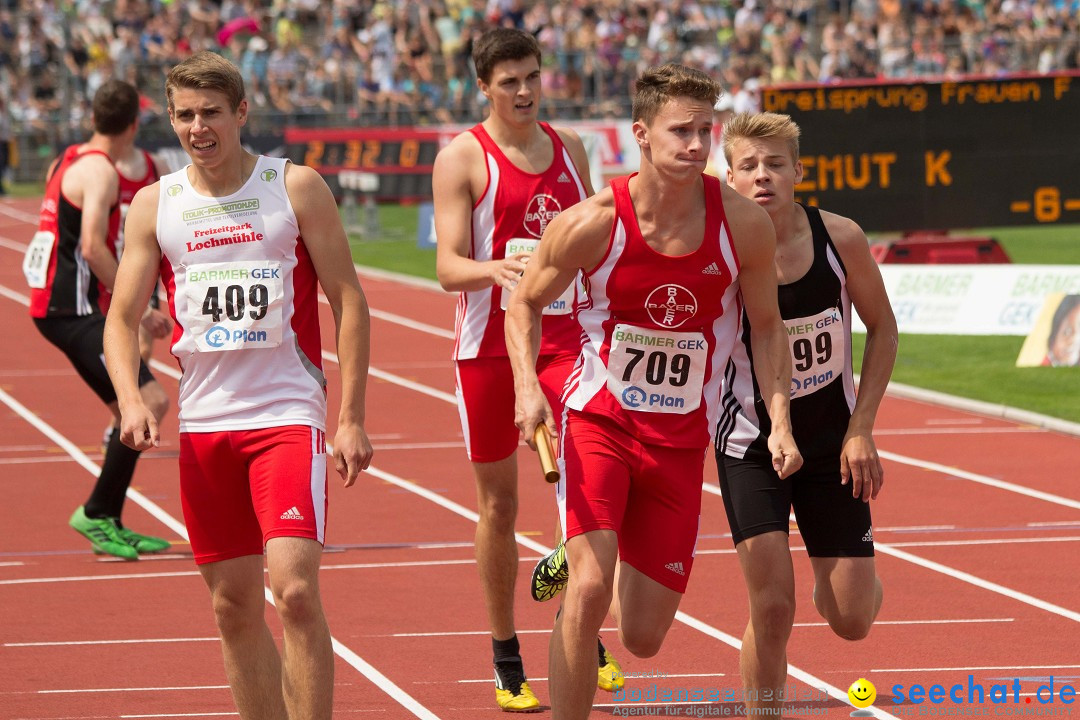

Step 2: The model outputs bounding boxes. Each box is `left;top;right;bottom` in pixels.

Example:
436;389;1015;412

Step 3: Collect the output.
879;450;1080;511
387;628;615;638
0;387;441;720
0;206;42;223
874;543;1080;623
40;685;230;694
7;637;218;647
875;427;1045;435
793;618;1013;627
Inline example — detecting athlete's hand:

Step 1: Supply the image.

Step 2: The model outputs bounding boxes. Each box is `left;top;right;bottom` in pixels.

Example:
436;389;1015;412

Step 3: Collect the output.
140;308;172;339
768;428;803;479
841;431;883;502
491;252;531;292
118;403;159;451
514;384;556;453
333;422;373;488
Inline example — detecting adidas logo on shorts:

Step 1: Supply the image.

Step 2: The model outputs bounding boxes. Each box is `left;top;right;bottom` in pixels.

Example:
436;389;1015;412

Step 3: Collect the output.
862;528;874;542
701;262;721;275
557;171;572;183
280;506;305;520
664;561;686;576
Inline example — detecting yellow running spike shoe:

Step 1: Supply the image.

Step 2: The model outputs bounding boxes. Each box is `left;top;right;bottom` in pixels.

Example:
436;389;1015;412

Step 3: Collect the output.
597;639;625;692
494;664;542;712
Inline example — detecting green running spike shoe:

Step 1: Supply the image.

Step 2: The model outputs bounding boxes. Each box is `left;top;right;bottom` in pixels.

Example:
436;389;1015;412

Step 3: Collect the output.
69;506;138;560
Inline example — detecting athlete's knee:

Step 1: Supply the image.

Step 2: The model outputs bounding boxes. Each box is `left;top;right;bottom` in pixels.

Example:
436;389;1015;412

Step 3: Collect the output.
210;583;265;637
750;591;796;643
565;574;613;627
271;575;324;629
476;491;517;532
828;612;874;641
619;624;667;659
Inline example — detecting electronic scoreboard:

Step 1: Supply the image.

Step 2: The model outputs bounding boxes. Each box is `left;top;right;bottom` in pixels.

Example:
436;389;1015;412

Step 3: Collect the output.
284;128;443;201
762;72;1080;232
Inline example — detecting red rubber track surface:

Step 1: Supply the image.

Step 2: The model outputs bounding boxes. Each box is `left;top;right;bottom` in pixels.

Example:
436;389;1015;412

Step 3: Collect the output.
1;197;1077;720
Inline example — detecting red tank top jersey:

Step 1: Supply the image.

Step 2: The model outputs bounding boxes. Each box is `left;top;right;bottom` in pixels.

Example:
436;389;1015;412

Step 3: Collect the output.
453;122;587;360
563;173;743;449
101;149;160;313
29;146;120;318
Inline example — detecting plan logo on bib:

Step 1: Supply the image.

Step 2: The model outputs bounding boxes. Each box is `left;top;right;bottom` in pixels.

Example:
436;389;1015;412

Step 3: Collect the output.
645;284;698;328
523;194;562;238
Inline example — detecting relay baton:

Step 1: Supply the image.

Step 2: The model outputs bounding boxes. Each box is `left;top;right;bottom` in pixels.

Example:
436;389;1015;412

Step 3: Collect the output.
533;425;560;484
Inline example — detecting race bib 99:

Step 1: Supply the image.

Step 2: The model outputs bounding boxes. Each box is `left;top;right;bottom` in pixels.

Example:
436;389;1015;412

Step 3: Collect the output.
185;261;284;352
606;323;707;414
787;307;846;398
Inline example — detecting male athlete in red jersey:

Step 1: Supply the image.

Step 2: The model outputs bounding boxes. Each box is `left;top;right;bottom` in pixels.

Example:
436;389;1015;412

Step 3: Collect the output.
25;79;170;560
432;27;621;712
506;64;802;720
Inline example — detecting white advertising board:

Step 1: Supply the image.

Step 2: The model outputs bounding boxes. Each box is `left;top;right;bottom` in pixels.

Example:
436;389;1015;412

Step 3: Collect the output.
852;265;1080;335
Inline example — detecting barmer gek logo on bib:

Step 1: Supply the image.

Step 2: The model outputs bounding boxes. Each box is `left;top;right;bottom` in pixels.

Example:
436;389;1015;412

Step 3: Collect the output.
645;284;699;328
523;194;562;238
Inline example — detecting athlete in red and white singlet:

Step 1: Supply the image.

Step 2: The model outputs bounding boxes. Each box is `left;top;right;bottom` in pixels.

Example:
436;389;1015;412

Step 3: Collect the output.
564;172;741;450
454;121;586;361
155;155;326;433
108;53;371;720
432;29;605;712
506;64;798;720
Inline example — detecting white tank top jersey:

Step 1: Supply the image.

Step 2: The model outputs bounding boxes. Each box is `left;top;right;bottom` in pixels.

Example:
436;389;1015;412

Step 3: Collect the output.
156;156;327;432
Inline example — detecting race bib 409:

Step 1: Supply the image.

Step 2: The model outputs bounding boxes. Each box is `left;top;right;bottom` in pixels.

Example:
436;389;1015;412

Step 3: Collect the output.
184;260;284;352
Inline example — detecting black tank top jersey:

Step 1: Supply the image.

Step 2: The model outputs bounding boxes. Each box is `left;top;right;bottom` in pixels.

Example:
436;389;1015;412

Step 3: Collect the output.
715;204;857;467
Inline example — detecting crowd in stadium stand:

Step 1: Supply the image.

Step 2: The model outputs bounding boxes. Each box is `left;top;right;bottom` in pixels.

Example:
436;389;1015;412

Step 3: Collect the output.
0;0;1078;140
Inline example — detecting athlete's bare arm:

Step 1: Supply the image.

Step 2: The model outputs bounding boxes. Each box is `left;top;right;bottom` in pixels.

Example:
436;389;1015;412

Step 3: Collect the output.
823;210;897;501
432;133;530;293
104;183;163;450
724;185;803;479
286;163;374;487
65;154;122;292
506;190;614;447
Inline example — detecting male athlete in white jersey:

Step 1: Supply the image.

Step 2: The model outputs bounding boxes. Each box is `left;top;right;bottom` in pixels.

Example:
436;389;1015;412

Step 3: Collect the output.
105;51;373;720
716;112;897;718
506;65;801;720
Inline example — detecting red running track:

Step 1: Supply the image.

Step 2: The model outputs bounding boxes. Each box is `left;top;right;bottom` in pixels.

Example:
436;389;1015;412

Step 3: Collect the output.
0;197;1077;720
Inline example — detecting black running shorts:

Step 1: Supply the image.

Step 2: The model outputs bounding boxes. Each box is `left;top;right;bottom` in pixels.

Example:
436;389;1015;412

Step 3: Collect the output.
33;314;156;404
716;452;875;558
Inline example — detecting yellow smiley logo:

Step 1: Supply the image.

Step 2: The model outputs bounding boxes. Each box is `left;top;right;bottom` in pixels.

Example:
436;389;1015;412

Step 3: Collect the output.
848;678;877;708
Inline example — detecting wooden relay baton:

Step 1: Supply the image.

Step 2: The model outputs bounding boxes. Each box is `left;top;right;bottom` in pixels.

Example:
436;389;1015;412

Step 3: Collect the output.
533;425;560;484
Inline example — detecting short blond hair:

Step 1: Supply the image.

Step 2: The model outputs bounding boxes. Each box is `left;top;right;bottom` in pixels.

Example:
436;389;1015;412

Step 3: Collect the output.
722;112;801;167
632;64;721;127
166;51;245;112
